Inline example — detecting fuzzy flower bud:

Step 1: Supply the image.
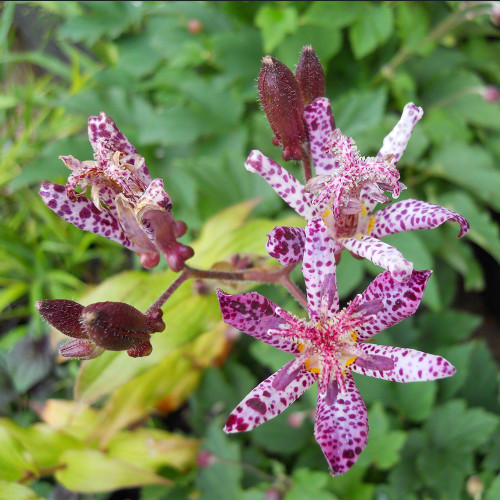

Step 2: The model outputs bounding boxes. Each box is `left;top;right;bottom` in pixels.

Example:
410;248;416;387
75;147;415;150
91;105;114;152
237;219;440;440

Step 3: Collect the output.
258;56;307;161
36;299;165;359
295;45;326;106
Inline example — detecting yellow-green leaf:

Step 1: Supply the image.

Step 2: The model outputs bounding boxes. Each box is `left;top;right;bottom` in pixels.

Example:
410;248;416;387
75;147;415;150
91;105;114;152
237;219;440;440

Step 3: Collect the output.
55;449;171;493
0;481;41;500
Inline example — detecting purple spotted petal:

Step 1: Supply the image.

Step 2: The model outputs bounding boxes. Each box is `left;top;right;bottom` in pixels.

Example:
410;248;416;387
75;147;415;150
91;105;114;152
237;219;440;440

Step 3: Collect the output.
342;234;413;283
224;360;317;433
88;111;151;185
39;181;137;250
217;290;299;354
351;343;456;382
377;103;423;164
371;199;470;239
245;150;319;220
303;219;338;322
304;97;336;176
314;373;368;476
266;226;305;265
355;270;431;341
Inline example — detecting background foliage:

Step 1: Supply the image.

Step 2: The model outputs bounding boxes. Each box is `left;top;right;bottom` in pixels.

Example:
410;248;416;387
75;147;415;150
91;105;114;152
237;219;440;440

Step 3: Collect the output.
0;1;499;499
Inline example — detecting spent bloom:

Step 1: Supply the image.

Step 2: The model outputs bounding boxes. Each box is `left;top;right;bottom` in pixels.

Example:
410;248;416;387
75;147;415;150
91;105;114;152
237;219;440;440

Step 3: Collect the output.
217;220;455;475
39;112;193;271
248;96;469;282
37;299;165;359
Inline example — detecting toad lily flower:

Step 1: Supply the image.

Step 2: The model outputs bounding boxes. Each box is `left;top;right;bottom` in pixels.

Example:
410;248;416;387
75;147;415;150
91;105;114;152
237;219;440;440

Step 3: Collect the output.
39;112;193;271
217;221;456;475
247;98;469;282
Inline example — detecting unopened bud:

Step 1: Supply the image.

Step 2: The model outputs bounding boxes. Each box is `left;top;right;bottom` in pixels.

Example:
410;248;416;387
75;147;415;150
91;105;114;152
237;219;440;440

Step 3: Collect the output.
188;19;203;34
258;56;307;161
492;3;500;27
197;450;216;467
295;45;326;106
82;302;165;352
483;85;500;103
38;299;165;359
265;487;282;500
466;475;483;498
139;252;160;269
288;411;305;428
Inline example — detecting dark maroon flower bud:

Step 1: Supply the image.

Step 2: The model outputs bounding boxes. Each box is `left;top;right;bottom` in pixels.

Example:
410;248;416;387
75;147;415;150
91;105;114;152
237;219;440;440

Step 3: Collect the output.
36;300;86;339
258;55;307;161
295;45;326;106
197;450;216;468
82;302;165;353
37;299;165;359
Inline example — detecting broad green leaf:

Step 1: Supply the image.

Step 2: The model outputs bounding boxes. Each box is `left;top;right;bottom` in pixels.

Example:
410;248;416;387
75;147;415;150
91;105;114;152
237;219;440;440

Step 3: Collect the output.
37;399;100;440
394;382;436;423
334;89;388;137
0;419;82;471
303;1;364;29
395;2;431;53
349;4;394;59
255;5;298;53
357;403;406;470
196;418;242;500
0;481;41;500
486;475;500;500
286;469;338;500
336;251;365;299
55;449;170;493
0;424;38;481
91;323;228;445
107;428;198;472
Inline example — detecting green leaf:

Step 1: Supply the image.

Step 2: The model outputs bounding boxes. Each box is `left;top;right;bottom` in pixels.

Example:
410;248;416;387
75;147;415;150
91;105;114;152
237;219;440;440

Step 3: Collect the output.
107;428;198;472
249;341;293;373
334;89;388;137
486;475;500;500
394;382;437;423
255;5;298;53
395;2;431;53
303;1;364;29
0;481;41;500
286;469;338;500
349;4;394;59
0;425;38;481
197;418;242;500
336;252;364;299
55;449;170;493
357;403;406;470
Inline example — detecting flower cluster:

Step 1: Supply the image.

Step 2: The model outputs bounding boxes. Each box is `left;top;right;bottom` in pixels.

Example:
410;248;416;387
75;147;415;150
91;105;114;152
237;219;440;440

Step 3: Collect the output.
216;47;468;475
37;46;470;476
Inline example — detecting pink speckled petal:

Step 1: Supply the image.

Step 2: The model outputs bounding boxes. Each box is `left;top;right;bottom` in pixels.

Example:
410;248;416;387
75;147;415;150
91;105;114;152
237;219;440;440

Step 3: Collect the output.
304;97;337;176
88;111;151;185
355;270;431;341
377;103;423;164
303;219;338;322
342;234;413;283
351;343;456;382
371;199;470;239
224;361;317;433
266;226;305;265
245;150;319;220
217;290;299;354
39;181;137;250
314;372;368;476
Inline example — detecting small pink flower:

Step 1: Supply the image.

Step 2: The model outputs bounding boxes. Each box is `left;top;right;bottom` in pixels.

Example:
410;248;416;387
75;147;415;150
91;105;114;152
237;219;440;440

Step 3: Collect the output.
39;112;193;271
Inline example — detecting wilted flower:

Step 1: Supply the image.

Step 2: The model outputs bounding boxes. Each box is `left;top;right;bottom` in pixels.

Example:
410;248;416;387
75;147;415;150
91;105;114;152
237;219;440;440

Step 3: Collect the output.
39;112;193;271
37;299;165;359
248;98;469;282
217;221;455;475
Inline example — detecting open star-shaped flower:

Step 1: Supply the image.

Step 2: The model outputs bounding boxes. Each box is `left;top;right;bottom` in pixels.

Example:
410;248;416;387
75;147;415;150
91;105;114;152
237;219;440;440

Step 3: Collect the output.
39;112;193;271
217;221;455;475
247;98;469;282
